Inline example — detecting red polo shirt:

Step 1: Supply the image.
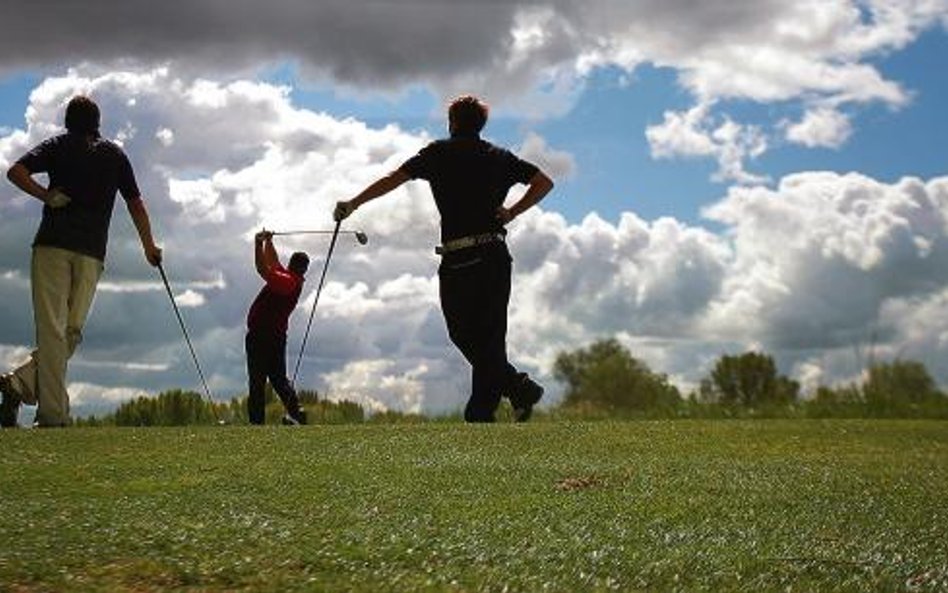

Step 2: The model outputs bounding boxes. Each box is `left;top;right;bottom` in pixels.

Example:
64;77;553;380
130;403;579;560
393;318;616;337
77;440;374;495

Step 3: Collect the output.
247;263;304;336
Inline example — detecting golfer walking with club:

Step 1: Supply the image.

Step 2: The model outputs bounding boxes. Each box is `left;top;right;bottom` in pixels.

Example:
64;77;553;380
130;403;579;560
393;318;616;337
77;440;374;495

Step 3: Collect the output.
0;95;162;428
245;230;309;425
335;95;554;422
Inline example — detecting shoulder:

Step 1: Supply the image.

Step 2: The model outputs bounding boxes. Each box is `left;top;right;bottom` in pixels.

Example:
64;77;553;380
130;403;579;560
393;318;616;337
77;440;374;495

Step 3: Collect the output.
33;133;70;152
94;138;128;157
419;138;451;155
266;264;303;295
478;139;515;158
94;138;134;166
16;134;66;168
401;139;447;175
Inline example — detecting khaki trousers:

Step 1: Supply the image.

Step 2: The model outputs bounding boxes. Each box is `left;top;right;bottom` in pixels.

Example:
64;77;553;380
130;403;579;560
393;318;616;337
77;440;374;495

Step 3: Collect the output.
9;246;102;426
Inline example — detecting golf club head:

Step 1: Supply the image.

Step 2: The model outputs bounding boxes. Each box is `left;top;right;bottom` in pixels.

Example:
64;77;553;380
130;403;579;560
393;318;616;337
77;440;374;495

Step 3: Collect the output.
355;231;368;245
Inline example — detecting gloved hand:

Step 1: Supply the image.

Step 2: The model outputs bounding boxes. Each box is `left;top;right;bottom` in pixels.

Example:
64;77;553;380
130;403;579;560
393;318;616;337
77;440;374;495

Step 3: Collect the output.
334;200;355;222
46;188;71;209
255;229;273;242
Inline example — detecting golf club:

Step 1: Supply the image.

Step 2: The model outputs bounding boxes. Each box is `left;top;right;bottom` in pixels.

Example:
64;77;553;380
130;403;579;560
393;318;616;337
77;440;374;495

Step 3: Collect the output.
272;229;368;245
291;220;342;386
157;261;220;423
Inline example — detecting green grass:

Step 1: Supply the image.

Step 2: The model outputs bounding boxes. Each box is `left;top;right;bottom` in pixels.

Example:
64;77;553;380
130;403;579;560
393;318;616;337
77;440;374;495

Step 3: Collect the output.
1;420;946;592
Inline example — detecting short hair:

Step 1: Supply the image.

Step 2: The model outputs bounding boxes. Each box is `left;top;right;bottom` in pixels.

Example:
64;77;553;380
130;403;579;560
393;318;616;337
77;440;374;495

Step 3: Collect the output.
64;95;100;135
288;252;309;276
448;95;488;135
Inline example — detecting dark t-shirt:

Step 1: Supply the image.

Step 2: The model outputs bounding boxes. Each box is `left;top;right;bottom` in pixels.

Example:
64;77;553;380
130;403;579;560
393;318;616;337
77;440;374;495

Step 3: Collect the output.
399;135;539;242
247;264;304;337
17;133;141;261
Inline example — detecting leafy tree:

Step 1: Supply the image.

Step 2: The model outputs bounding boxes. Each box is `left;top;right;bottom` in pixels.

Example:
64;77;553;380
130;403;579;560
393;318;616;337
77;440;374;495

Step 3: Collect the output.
554;338;680;412
863;359;944;414
700;352;798;406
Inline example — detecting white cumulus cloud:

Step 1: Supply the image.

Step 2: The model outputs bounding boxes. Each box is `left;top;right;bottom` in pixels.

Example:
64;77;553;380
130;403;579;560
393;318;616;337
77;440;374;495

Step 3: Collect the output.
785;107;853;148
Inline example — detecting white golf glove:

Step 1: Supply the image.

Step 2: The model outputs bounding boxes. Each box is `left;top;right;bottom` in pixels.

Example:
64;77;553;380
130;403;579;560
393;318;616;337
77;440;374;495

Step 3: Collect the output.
46;189;71;209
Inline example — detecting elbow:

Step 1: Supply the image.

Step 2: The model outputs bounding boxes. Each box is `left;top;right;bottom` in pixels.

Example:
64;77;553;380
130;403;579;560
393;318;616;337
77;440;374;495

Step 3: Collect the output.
536;171;554;194
7;164;23;184
126;196;145;212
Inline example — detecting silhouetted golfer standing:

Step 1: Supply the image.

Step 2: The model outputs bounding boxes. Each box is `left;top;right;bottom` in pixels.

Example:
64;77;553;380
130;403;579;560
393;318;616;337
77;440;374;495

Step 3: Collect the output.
1;95;163;428
246;230;309;425
335;95;554;422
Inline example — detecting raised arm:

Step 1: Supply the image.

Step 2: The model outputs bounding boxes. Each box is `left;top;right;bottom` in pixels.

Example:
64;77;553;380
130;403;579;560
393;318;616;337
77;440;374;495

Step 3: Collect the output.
126;197;163;266
254;230;280;280
334;169;411;221
496;170;555;224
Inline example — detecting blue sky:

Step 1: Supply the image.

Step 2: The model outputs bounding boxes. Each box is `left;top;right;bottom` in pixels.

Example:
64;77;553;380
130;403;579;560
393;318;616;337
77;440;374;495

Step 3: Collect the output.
1;1;947;416
247;27;948;227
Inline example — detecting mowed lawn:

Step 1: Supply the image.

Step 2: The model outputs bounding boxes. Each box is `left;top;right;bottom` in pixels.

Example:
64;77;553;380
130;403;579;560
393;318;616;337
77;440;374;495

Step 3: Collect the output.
1;420;946;592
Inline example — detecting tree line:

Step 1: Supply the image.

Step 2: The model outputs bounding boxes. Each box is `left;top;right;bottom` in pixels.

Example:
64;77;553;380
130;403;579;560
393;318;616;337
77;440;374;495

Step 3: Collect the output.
77;388;369;427
77;337;948;426
553;338;948;419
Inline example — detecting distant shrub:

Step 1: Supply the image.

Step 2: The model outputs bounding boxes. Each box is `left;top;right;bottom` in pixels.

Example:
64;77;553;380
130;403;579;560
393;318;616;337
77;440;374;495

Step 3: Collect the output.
554;338;681;413
110;389;221;426
699;352;799;406
806;360;948;419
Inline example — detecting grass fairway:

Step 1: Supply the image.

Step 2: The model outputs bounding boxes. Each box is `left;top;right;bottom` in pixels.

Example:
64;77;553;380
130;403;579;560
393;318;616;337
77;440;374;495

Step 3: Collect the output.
1;420;946;592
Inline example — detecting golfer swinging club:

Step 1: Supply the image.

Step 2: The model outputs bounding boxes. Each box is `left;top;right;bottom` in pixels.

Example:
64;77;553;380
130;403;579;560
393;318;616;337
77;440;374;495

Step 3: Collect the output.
335;95;554;422
245;230;309;425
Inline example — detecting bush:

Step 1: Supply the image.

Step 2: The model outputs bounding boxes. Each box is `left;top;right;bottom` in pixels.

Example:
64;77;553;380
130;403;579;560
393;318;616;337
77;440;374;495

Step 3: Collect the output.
864;360;944;416
111;389;221;426
554;338;681;413
699;352;799;406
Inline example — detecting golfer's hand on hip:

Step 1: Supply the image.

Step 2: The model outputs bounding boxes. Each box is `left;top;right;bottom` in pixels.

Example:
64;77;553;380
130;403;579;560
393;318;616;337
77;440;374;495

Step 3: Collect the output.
334;200;355;222
45;188;71;209
495;206;514;225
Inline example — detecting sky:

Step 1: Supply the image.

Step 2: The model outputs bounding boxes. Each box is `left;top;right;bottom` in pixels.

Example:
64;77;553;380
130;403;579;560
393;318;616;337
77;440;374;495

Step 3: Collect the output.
0;1;946;418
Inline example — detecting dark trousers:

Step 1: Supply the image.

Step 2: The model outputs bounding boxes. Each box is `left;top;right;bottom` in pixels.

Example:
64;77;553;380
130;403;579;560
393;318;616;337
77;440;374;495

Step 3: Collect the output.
245;331;301;425
439;243;522;422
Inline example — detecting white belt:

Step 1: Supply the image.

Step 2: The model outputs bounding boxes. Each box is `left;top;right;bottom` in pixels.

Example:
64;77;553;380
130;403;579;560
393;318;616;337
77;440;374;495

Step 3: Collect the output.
435;232;505;255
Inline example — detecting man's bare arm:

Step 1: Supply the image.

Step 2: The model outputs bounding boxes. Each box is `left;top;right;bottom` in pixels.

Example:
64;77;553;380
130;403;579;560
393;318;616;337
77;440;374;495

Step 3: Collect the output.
7;163;53;203
496;170;554;224
334;169;411;221
254;231;279;280
126;197;162;266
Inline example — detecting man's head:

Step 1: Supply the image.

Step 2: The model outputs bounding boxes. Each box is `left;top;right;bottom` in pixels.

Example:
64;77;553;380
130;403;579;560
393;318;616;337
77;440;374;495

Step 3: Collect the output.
448;95;488;137
65;95;100;136
288;252;309;276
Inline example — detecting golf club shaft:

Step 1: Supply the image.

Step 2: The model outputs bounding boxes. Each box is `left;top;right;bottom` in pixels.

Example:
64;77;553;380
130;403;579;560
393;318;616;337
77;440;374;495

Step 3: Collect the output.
272;230;358;237
157;262;218;419
291;219;342;386
271;229;367;245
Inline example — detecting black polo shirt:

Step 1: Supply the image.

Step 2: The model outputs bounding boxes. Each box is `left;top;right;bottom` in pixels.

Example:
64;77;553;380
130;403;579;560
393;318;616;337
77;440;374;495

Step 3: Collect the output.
17;133;141;261
399;134;539;242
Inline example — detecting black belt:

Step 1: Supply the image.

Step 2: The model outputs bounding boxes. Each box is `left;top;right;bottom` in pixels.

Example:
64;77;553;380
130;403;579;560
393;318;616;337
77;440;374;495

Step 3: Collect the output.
435;232;505;255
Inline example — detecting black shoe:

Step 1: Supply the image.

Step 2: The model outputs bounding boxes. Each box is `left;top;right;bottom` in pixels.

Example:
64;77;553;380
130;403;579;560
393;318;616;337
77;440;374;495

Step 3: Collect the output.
282;408;307;426
0;373;22;428
509;373;543;423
